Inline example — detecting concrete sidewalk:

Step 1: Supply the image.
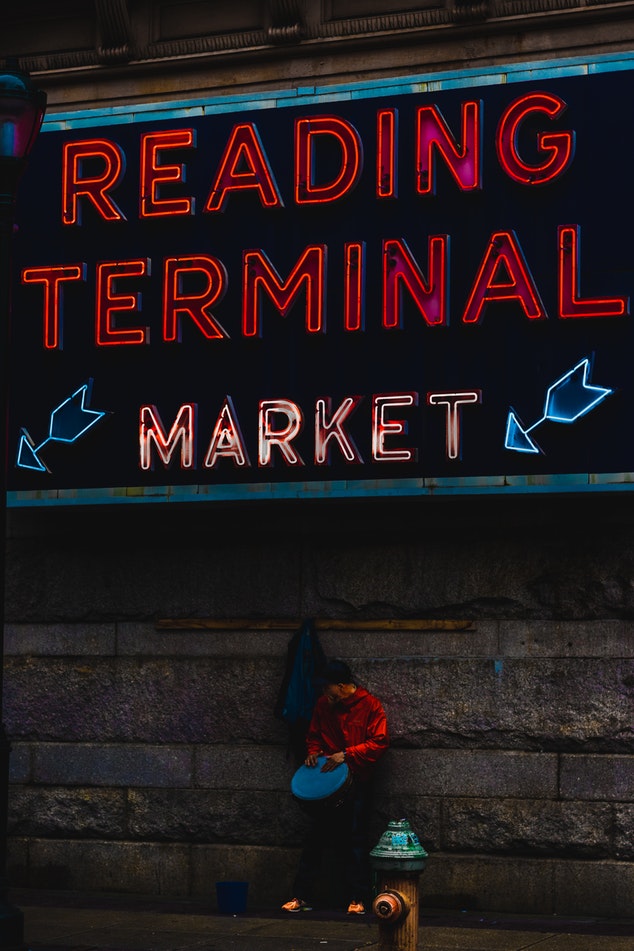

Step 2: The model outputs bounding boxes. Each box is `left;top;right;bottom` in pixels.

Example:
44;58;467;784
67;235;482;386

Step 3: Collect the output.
14;889;634;951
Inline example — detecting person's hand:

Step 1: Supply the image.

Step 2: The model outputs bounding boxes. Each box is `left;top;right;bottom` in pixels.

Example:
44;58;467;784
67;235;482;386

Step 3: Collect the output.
304;753;319;767
320;751;345;772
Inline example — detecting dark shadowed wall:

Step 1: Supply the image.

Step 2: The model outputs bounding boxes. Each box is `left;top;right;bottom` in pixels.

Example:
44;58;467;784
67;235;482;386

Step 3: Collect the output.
5;495;634;914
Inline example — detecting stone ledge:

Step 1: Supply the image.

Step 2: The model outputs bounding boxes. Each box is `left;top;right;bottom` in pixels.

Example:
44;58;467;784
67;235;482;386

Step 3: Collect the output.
31;743;194;788
5;623;116;657
614;804;634;859
425;854;634;916
119;620;498;659
6;654;633;748
8;618;634;658
379;749;558;798
9;840;634;916
8;786;127;838
16;839;190;895
441;797;612;856
11;742;562;798
560;754;634;801
194;745;296;789
499;619;634;657
554;859;634;917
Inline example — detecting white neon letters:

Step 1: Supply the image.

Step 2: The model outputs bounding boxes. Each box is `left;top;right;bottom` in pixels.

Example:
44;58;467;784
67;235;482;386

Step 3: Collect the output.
139;392;479;471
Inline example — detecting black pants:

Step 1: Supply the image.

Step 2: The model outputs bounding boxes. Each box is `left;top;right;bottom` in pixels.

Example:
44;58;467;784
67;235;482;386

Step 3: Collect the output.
292;779;374;906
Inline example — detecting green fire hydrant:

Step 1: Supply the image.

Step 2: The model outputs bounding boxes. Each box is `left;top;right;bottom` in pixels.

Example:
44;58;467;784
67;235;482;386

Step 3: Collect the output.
370;819;428;951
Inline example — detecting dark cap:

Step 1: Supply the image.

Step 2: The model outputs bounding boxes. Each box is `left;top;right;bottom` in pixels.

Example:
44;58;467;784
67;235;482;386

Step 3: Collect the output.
314;659;354;686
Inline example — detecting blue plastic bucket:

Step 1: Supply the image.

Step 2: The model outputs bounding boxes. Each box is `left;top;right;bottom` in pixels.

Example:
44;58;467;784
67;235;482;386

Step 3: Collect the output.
215;880;248;915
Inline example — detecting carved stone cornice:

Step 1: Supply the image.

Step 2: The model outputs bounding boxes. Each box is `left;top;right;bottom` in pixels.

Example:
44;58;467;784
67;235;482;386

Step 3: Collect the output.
267;0;305;43
95;0;133;64
4;0;634;78
452;0;491;23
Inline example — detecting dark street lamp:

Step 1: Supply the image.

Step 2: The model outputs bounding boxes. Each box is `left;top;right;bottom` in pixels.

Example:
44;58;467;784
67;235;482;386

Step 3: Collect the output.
0;66;46;950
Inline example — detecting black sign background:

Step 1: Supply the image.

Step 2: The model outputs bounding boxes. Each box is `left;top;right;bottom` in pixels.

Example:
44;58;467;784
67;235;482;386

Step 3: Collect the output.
9;68;634;501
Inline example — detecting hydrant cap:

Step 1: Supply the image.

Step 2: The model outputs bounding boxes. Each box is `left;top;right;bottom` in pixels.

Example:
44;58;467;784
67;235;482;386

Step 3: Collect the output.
370;818;428;871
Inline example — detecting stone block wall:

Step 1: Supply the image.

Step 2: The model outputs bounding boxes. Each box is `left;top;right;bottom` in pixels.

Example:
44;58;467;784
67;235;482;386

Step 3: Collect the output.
4;497;634;915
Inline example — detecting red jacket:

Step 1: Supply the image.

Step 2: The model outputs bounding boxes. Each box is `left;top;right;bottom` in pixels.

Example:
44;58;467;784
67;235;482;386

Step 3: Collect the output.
305;686;389;780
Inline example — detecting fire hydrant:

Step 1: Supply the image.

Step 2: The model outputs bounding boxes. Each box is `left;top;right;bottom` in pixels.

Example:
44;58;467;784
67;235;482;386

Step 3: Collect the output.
370;818;428;951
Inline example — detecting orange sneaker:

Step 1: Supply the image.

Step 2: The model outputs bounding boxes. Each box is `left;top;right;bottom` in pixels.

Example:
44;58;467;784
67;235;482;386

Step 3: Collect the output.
281;898;313;912
347;901;366;915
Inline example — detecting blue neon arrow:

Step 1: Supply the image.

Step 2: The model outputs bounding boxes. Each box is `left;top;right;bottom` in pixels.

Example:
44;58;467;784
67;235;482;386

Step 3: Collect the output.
16;429;48;472
16;381;107;473
48;384;106;442
505;358;612;455
544;359;612;423
504;411;540;454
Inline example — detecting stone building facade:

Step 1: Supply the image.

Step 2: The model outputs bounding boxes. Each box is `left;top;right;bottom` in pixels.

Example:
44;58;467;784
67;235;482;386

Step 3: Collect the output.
2;0;634;916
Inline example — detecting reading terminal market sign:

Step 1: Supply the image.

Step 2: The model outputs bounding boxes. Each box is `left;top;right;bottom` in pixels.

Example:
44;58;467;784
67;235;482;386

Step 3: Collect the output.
9;56;634;506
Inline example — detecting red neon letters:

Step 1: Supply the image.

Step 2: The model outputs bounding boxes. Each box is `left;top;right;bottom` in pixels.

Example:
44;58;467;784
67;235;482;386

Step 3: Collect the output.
295;116;363;204
416;101;481;194
242;245;327;337
163;255;229;341
496;92;575;185
205;123;283;213
60;95;576;226
382;237;448;328
25;94;628;352
62;139;127;224
21;264;85;349
140;129;195;218
558;225;629;319
23;224;628;350
462;231;547;324
377;109;398;199
344;243;365;332
96;259;149;346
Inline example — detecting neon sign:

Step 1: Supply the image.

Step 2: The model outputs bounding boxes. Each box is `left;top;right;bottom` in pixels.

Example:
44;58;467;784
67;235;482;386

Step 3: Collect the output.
21;223;626;349
9;62;634;503
505;358;612;455
16;381;107;473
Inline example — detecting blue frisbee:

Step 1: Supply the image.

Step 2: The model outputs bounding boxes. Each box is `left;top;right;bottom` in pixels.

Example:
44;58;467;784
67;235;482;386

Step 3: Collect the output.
291;756;350;802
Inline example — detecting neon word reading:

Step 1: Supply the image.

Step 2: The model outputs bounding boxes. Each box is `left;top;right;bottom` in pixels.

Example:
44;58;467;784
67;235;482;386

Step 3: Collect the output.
59;92;574;225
